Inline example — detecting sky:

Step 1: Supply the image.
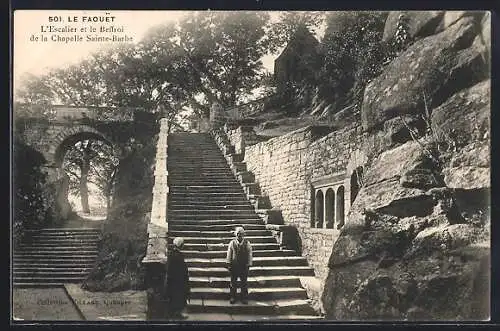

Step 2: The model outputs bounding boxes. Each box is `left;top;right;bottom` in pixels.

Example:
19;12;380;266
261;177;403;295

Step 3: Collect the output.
13;10;282;91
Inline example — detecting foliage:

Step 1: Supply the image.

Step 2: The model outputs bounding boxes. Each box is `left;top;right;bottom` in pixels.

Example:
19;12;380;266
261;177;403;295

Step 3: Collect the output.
266;11;325;54
317;12;387;112
13;137;59;247
62;139;119;213
15;12;273;125
383;13;412;65
82;139;156;291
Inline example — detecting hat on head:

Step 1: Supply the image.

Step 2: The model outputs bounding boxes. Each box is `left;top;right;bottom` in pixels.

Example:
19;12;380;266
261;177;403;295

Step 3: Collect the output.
173;237;184;248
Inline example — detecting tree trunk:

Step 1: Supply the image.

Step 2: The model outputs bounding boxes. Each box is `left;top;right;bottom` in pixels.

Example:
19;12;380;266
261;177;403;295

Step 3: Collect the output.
80;161;90;213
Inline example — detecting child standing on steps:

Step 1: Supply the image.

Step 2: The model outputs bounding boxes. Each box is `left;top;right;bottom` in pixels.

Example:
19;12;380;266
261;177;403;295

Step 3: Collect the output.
226;227;253;304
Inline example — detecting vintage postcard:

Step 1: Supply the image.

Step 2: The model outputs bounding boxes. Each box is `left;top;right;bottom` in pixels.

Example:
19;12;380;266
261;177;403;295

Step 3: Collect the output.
11;9;491;322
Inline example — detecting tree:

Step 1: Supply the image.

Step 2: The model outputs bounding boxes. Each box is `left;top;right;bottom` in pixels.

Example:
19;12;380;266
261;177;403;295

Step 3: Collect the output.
266;11;325;54
164;11;271;116
318;12;387;111
62;139;119;213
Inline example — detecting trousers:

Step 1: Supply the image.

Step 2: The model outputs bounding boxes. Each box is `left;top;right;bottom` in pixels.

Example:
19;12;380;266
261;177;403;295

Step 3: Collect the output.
229;265;249;299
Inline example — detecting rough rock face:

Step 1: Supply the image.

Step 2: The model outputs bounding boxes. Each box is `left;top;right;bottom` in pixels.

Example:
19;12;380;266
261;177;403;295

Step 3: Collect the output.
323;11;490;320
382;11;444;42
362;15;489;134
431;80;490;147
322;140;489;320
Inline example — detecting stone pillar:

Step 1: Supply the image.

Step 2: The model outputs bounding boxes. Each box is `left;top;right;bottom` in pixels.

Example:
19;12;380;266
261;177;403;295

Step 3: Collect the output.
142;117;170;320
209;103;225;129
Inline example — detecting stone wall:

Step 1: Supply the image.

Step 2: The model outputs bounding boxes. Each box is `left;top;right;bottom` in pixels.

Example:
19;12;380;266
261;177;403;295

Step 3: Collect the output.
242;124;364;280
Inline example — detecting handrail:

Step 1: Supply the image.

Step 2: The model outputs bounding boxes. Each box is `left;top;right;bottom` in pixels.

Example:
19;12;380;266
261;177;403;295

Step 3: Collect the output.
142;117;169;264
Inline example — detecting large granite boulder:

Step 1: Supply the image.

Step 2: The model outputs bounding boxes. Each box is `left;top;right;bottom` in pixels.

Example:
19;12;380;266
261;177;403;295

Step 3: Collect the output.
362;16;488;133
322;137;489;320
322;211;489;320
323;240;489;320
431;80;490;147
382;11;444;43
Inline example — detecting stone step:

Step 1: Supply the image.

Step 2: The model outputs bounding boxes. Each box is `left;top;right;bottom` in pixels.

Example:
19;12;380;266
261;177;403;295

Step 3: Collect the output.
13;265;95;271
184;256;308;268
181;249;297;259
169;187;244;193
168;170;233;175
169;210;259;216
169;196;249;203
169;230;269;237
18;243;98;249
169;224;266;231
13;258;96;264
168;158;227;162
179;314;323;321
30;228;101;233
14;269;93;277
168;177;236;182
189;275;302;288
183;243;280;252
168;204;254;210
168;167;230;171
169;192;247;197
169;184;243;192
26;231;101;236
186;298;316;316
189;287;307;301
169;164;229;168
168;218;263;225
189;266;314;277
13;276;87;284
13;282;72;288
21;238;100;244
14;250;99;255
168;236;276;245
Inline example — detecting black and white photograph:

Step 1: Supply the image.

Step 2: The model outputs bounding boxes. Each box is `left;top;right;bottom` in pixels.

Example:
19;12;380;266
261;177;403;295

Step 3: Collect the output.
11;10;491;322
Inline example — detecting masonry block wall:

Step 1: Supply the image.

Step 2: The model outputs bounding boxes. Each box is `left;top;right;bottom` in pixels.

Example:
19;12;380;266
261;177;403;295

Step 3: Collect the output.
241;124;364;280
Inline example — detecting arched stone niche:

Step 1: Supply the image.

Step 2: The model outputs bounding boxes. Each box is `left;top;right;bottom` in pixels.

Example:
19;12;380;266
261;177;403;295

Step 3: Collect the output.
311;172;346;230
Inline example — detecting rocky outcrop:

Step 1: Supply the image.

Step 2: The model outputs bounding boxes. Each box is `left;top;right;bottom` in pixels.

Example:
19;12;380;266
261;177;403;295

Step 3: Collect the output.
431;80;490;147
382;11;444;43
323;10;490;320
322;138;489;320
362;14;489;137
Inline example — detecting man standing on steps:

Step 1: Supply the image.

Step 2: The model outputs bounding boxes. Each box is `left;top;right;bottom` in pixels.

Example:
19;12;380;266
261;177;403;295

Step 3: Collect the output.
164;237;190;319
226;227;253;304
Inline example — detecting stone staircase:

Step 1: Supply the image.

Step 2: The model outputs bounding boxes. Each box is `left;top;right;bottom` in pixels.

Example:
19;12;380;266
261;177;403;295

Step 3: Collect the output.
168;133;319;319
13;228;100;287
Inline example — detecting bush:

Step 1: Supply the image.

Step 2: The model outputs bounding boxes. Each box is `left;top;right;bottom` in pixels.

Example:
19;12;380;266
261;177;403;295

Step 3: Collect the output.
13;137;59;247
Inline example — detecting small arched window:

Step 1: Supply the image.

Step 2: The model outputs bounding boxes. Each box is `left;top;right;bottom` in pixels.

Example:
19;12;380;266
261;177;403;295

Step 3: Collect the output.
315;190;324;228
336;186;345;229
325;188;335;229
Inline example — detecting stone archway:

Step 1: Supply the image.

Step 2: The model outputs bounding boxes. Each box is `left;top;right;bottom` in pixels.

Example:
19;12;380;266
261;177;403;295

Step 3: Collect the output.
49;125;119;221
51;125;118;168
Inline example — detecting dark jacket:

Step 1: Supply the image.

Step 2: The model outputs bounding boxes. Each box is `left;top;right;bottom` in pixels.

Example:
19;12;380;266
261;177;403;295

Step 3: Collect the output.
163;247;190;311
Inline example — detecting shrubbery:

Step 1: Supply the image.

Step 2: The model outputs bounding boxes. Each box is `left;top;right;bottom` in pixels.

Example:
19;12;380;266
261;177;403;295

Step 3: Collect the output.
13;137;60;247
269;12;415;121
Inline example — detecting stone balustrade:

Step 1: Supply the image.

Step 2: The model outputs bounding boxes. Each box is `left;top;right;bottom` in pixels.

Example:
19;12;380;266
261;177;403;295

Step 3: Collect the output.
143;118;169;264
